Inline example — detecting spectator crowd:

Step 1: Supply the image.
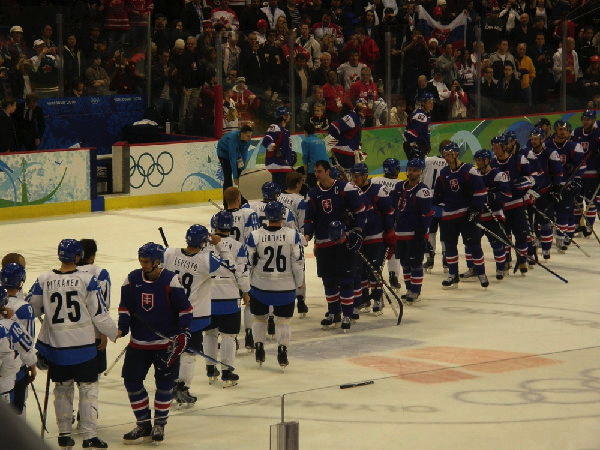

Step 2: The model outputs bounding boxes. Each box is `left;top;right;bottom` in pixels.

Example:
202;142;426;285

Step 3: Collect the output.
0;0;598;146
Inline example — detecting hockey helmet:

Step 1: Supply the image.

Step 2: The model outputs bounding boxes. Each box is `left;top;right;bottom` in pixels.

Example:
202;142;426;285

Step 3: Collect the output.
186;225;210;248
504;130;517;142
0;263;26;289
535;118;551;128
406;158;425;170
264;201;285;221
441;141;459;154
0;287;8;309
553;120;572;131
328;220;345;242
474;149;493;161
138;242;166;263
529;127;544;138
350;162;369;175
582;109;597;120
214;210;234;231
491;135;507;146
58;239;83;263
418;92;436;103
275;106;290;120
262;181;282;201
383;158;400;176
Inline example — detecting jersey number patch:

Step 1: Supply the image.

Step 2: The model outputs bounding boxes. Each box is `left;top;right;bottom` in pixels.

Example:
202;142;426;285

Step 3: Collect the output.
50;291;81;324
263;245;286;272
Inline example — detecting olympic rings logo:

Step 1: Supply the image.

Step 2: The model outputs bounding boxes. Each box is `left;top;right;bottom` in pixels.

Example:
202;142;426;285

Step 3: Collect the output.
130;151;174;188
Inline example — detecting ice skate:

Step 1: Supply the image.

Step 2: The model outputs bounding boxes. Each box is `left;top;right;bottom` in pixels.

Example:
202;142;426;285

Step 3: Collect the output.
442;252;449;273
277;345;289;369
341;316;351;333
583;225;593;237
221;369;239;387
321;312;341;329
152;423;165;443
556;237;567;253
173;381;197;407
267;315;275;340
123;423;152;444
519;262;528;275
542;249;551;259
82;437;108;448
459;267;477;281
255;342;265;366
423;252;435;272
297;298;309;318
389;271;401;289
478;274;489;288
206;365;221;384
244;328;254;351
58;434;75;450
496;268;507;280
372;298;384;315
402;291;420;303
442;274;459;289
351;308;360;322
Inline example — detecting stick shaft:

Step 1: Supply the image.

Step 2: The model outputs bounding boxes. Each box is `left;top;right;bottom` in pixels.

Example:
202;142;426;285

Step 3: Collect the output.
104;346;127;376
531;205;590;257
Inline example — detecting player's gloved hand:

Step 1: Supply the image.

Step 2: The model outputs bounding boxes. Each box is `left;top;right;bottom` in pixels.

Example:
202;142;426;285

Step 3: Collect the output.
383;229;397;247
167;330;191;366
466;208;480;223
36;352;49;371
565;178;582;194
346;228;363;252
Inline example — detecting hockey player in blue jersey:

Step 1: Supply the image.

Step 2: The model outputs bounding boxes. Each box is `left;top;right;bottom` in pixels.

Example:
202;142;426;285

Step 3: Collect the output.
118;243;192;444
1;263;35;415
389;158;433;302
328;99;368;170
404;92;434;160
434;142;489;289
545;120;587;251
527;127;563;259
472;149;513;280
572;109;600;237
262;106;295;189
304;160;366;330
491;134;535;274
29;239;118;450
349;163;394;315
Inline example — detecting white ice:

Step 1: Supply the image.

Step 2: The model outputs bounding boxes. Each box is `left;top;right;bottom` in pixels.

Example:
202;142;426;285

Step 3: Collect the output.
2;202;599;449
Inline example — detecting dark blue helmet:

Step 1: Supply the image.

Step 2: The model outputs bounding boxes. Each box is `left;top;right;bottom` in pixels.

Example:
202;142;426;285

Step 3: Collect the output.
186;225;209;248
504;130;517;141
553;120;572;131
264;201;285;221
474;149;493;160
350;162;369;175
0;263;26;289
383;158;400;176
138;242;165;263
582;109;597;120
58;239;83;263
529;127;544;138
418;92;436;103
406;158;425;170
441;141;459;153
261;181;281;201
328;220;345;241
491;135;507;146
535;118;550;128
0;287;8;309
275;106;289;119
214;211;234;231
354;98;368;109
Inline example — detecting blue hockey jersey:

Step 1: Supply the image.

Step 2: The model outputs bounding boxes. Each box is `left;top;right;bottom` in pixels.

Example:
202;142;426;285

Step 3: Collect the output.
544;135;586;183
403;108;431;153
118;269;192;350
390;180;433;239
572;124;600;180
357;181;394;244
479;167;512;220
262;123;294;172
433;163;487;220
304;179;366;248
329;111;362;156
530;145;563;193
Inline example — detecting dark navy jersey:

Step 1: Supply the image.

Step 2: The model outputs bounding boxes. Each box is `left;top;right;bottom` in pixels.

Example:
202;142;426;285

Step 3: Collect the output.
357;181;394;244
491;152;533;209
390;181;433;239
262;124;294;172
118;269;192;350
304;179;366;248
479;167;512;219
403;108;431;153
433;163;487;220
530;145;563;193
544;136;586;183
329;111;362;155
572;124;600;179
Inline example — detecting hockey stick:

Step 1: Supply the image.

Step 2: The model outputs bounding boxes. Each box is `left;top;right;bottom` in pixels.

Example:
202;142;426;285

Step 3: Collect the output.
132;311;235;371
30;384;47;433
475;223;568;283
559;150;592;196
40;368;50;439
209;199;224;211
103;346;127;376
357;250;403;325
530;205;591;257
583;181;600;246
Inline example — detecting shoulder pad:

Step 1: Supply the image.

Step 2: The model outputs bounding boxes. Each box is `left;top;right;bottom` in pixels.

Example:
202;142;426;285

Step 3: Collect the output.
267;124;281;133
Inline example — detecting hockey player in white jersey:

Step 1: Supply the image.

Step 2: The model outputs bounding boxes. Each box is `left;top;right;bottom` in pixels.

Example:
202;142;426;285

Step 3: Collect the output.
223;186;260;350
245;201;305;369
207;211;250;386
371;158;403;288
423;140;449;271
277;172;309;317
0;287;37;407
163;224;233;404
28;239;118;449
247;181;297;228
77;239;111;376
1;263;35;415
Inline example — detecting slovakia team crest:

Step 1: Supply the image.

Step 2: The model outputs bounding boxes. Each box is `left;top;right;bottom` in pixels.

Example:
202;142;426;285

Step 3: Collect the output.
450;178;460;192
141;293;154;311
322;198;333;213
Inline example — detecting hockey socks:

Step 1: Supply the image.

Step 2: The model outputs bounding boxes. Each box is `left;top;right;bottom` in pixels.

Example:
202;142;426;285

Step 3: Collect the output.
154;381;174;425
125;381;151;424
252;314;268;344
274;317;291;347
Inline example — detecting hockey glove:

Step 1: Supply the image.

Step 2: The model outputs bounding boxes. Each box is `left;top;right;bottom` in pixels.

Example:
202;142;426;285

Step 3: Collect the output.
466;208;480;223
383;229;397;247
564;178;583;195
36;352;49;371
346;228;363;252
167;330;191;366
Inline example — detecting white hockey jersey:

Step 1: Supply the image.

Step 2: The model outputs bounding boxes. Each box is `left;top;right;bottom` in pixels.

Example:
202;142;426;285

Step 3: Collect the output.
278;192;307;233
0;318;36;396
245;226;304;305
163;246;233;330
28;269;117;366
371;176;401;192
226;207;260;243
246;200;296;228
6;293;34;342
423;156;447;189
77;264;111;309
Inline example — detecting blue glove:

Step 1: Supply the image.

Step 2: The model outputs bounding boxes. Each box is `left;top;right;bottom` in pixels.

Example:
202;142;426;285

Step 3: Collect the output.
346;228;363;252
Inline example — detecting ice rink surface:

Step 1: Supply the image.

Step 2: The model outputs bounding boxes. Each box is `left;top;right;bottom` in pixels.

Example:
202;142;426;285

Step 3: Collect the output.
2;202;600;450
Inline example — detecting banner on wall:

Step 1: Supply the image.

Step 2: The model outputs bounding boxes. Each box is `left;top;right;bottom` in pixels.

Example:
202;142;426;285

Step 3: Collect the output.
0;149;92;208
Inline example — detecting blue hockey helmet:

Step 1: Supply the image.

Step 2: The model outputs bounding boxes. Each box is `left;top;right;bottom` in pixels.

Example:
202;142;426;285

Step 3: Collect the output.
58;239;83;263
441;141;459;154
355;98;368;109
264;201;285;221
553;120;572;131
535;117;551;128
0;263;26;289
0;287;8;309
418;92;436;103
406;158;425;170
186;225;210;248
504;130;517;141
582;109;597;120
383;158;400;176
328;220;345;242
275;106;290;119
529;127;544;138
350;162;369;175
138;242;165;262
474;149;493;160
491;135;507;146
262;181;281;201
214;210;234;231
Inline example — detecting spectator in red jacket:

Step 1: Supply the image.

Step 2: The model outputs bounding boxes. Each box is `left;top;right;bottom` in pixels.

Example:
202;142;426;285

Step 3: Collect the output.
322;69;347;121
348;66;379;126
342;27;380;73
103;0;130;53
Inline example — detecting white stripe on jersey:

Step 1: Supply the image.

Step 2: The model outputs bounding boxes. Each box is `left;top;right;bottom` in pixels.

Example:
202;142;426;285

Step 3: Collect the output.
423;156;447;189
